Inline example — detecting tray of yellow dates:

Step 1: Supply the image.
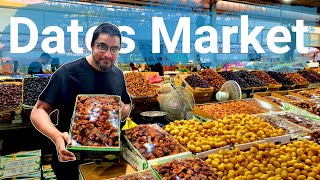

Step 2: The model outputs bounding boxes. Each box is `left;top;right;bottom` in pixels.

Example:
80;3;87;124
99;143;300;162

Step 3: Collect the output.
164;114;285;156
202;139;320;180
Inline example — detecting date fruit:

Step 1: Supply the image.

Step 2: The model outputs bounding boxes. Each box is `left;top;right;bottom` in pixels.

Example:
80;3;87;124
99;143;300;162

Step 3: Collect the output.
23;77;50;106
0;84;22;111
125;124;186;160
185;74;211;88
71;96;120;147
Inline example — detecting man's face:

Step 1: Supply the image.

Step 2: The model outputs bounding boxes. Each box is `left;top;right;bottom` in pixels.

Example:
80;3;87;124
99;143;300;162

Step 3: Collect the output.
91;33;121;72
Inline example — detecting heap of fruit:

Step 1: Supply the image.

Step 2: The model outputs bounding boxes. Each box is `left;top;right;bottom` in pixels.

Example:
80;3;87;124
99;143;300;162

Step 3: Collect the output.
206;140;320;180
164;114;284;153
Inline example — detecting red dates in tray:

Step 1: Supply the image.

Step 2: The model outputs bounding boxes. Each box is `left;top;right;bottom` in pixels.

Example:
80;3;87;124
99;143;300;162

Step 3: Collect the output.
0;84;22;112
71;96;120;147
125;124;186;160
154;157;218;180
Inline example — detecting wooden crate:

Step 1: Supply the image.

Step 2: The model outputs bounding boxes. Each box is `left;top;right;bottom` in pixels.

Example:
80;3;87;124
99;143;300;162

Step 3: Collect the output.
181;75;214;103
267;84;282;92
271;90;308;102
253;92;282;107
174;72;191;87
295;83;310;89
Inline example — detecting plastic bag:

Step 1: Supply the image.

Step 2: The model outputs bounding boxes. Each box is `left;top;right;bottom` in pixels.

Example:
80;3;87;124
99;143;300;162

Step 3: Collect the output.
147;75;163;83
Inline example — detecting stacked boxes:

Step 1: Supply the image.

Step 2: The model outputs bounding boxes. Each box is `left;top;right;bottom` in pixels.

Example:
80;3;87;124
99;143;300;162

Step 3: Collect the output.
0;150;41;179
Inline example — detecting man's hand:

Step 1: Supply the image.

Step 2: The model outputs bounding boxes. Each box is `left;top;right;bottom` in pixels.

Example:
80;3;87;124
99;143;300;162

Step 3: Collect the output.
120;101;131;120
54;132;76;162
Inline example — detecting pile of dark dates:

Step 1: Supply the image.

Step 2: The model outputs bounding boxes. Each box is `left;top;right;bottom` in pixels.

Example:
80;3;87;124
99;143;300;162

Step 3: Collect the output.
220;71;251;89
0;84;22;111
185;74;211;88
267;71;295;86
197;69;226;91
154;157;218;180
234;70;266;87
298;70;320;83
23;77;50;106
285;73;309;84
125;124;186;160
71;96;120;147
251;71;281;85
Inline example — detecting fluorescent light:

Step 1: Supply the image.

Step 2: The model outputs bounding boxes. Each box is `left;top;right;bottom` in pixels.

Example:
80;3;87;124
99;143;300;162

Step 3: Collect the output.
282;0;293;3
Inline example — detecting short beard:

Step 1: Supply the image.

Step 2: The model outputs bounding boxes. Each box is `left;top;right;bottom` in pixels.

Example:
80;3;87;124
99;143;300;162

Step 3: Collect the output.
92;55;112;72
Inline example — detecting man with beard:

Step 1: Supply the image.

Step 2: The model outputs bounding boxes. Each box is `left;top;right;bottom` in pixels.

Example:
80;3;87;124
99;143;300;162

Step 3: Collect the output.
30;23;132;180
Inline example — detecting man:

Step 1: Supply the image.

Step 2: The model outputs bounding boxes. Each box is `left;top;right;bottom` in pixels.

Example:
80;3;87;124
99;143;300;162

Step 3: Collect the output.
28;53;51;74
30;23;132;180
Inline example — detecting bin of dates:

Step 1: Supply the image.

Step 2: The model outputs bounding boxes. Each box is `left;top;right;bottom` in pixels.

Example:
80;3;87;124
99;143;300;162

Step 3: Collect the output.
0;82;23;113
153;156;218;180
124;72;157;98
256;114;311;137
296;90;320;99
68;95;121;152
124;124;190;161
262;96;286;107
276;112;320;141
23;77;50;107
289;99;320;116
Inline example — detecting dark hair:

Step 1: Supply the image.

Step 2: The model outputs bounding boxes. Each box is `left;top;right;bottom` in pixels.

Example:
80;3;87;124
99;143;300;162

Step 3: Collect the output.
40;53;51;59
91;22;122;47
129;62;134;68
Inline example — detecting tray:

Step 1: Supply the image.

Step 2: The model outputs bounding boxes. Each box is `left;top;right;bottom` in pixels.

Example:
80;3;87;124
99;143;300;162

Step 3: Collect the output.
67;94;121;161
122;124;192;171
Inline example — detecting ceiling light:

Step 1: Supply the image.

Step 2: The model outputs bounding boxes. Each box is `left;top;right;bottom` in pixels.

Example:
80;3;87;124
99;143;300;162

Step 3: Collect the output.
282;0;293;3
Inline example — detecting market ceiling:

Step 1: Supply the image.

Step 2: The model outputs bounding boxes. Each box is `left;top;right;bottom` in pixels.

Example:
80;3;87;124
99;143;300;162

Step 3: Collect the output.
227;0;320;8
86;0;320;12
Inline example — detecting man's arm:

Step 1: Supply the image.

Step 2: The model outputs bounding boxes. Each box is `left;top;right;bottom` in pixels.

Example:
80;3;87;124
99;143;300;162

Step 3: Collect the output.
31;100;75;162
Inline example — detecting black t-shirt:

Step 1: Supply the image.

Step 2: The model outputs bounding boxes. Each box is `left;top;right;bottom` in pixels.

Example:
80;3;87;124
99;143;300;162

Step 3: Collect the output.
39;57;131;132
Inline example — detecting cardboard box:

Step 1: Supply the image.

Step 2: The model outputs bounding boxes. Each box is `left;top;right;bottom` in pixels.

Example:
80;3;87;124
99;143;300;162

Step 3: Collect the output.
0;164;40;179
1;150;41;164
0;156;40;170
78;160;136;180
9;171;41;180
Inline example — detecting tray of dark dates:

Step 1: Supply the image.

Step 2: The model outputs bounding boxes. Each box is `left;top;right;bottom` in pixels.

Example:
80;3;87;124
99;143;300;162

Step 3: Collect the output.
68;95;121;151
124;124;191;161
153;157;218;180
